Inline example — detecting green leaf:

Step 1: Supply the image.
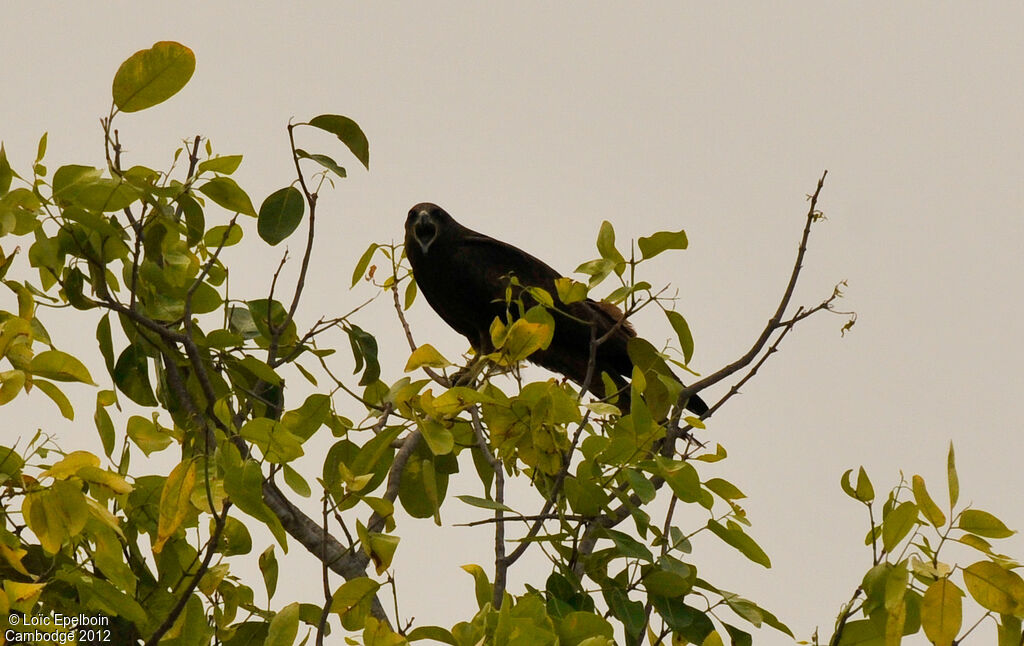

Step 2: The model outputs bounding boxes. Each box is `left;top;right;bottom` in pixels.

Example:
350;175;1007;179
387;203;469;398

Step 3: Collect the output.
556;612;614;645
602;528;653;562
94;394;116;457
281;393;331;441
651;597;708;635
69;178;140;212
998;616;1023;646
962;561;1024;615
398;447;448;520
407;626;457;645
660;460;703;503
959;509;1015;538
704;477;745;500
259;545;279;600
204;222;243;248
217;515;253;556
265;602;300;646
36;132;47;163
665;310;695;364
404;279;417;310
417;417;454;456
223;459;287;548
197;155;243;175
841;466;875;503
347;324;380;386
240;418;304;464
308;114;370;170
881;501;919;552
330;577;381;629
351;243;379;287
113;344;157;406
921;578;963;646
596;220;625;275
455;495;514;513
282;464;311;497
51;164;100;202
198;177;256;216
638;228;689;259
603;585;645;638
912;474;946;527
947;442;959;509
127;415;172;455
33;380;74;420
258;186;305;245
179;193;205;246
29;349;95;385
706;520;771;568
112;41;196;112
0;143;14;195
295;148;347;178
96;314;115;376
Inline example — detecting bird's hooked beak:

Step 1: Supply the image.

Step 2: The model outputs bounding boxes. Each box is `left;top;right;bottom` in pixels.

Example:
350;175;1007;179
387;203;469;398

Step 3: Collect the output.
413;210;439;254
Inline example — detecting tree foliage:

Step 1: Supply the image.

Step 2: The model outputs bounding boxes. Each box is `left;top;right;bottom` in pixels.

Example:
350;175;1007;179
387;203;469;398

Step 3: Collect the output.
0;41;1019;646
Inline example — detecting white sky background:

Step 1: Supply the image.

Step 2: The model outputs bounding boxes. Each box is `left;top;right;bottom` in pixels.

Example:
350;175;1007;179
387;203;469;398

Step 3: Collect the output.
3;2;1023;643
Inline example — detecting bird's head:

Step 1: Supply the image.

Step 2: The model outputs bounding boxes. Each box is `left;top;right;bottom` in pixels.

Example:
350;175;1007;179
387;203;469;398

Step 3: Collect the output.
406;202;451;254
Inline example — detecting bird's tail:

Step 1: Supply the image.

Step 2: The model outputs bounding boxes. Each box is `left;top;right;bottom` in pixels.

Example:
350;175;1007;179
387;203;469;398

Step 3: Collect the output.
608;375;708;418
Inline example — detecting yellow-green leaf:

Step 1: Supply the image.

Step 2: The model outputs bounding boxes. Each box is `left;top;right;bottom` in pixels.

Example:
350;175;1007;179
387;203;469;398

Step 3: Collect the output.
23;481;88;554
0;369;25;405
155;460;197;553
197;155;243;175
947;442;959;508
266;602;300;646
638;228;689;259
29;349;96;385
405;344;451;371
40;450;100;480
126;415;173;455
596;220;625;275
665;310;695;364
416;417;454;456
912;474;946;527
198;177;256;216
962;561;1024;615
882;501;919;552
330;577;381;622
4;581;46;612
33;379;74;420
112;41;196;113
351;243;379;287
959;509;1015;539
204;222;244;248
554;277;588;304
921;578;963;646
78;466;133;495
461;564;493;609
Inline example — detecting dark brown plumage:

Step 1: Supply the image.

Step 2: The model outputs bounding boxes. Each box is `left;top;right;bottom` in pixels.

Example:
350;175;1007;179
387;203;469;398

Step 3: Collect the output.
404;203;707;415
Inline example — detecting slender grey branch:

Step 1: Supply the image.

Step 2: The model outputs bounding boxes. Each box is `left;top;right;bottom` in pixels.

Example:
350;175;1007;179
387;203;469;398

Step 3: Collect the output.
669;170;829;430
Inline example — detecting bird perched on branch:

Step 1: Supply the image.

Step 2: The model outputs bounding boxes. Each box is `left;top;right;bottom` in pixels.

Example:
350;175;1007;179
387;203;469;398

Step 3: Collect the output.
404;202;707;416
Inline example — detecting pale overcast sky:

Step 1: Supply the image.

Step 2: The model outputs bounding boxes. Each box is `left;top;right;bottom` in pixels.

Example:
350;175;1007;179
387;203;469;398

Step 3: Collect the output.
3;3;1022;643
